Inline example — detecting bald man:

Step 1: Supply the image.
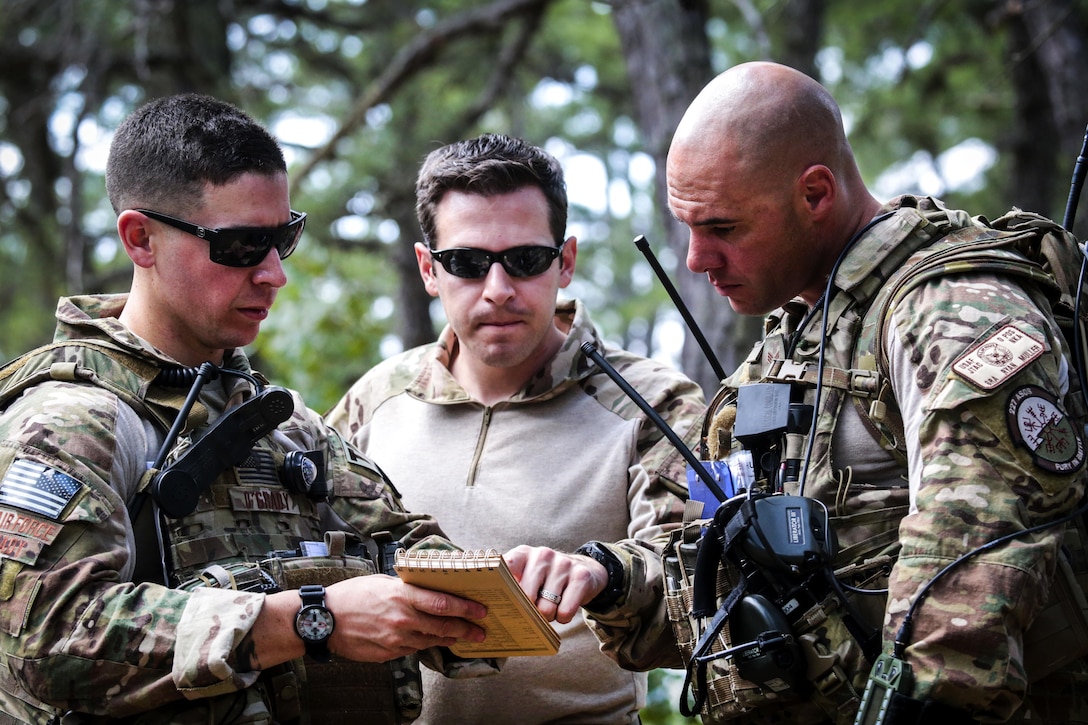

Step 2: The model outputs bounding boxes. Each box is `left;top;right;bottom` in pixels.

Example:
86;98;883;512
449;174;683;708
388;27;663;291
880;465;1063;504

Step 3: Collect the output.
583;62;1088;725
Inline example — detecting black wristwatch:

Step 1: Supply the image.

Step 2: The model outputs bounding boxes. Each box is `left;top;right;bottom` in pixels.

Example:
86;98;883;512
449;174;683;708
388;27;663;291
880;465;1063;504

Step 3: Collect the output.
575;541;626;611
294;584;335;662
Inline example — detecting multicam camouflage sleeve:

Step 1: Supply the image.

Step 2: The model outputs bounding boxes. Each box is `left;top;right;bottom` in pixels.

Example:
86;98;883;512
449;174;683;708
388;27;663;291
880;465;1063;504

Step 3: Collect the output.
318;421;453;551
0;381;266;718
581;537;682;671
883;271;1086;720
578;344;706;671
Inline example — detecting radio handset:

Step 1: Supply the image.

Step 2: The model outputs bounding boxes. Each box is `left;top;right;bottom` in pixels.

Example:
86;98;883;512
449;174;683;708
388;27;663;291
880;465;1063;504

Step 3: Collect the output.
152;386;295;518
853;653;913;725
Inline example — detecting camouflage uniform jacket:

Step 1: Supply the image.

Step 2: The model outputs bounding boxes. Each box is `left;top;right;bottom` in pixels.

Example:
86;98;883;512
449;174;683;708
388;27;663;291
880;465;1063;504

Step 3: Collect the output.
587;196;1088;723
326;298;705;724
0;294;450;723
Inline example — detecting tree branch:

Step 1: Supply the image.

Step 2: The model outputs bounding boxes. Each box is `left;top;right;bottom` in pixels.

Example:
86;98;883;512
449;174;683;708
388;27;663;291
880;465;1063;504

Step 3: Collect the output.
290;0;553;194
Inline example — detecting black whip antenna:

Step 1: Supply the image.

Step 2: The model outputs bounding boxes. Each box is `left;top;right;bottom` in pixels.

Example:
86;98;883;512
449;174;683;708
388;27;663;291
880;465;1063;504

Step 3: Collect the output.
1063;124;1088;231
634;235;727;382
581;342;728;502
1063;125;1088;417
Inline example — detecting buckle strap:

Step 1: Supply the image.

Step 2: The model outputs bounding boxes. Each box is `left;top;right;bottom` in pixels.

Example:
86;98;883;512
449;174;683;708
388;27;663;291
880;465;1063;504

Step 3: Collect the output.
764;360;881;398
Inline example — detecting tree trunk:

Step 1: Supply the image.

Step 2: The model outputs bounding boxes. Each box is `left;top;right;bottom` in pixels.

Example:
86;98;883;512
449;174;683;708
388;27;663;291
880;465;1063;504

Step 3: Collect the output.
390;200;438;350
1004;0;1088;236
611;0;763;395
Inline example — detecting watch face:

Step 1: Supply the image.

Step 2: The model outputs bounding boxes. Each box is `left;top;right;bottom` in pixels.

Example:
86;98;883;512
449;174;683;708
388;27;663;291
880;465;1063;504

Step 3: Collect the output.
296;605;334;642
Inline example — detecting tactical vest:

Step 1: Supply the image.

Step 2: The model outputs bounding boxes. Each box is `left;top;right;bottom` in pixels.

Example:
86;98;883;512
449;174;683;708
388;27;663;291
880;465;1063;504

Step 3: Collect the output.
0;340;420;725
668;200;1088;724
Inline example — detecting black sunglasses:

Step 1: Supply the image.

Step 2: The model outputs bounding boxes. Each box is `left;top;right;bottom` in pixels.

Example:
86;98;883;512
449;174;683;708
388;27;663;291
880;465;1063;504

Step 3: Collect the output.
429;242;564;279
137;208;307;268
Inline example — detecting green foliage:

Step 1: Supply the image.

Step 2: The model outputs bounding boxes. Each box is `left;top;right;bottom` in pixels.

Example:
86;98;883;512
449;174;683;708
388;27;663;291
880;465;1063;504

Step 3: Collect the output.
642;669;698;725
252;239;395;413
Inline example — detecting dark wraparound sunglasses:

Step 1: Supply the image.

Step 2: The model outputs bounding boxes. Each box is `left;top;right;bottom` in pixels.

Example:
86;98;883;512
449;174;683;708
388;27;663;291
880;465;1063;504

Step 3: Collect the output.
137;208;307;268
429;242;564;279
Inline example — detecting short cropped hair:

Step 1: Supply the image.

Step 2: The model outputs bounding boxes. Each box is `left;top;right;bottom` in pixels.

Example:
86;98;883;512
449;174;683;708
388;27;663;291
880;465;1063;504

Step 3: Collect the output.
415;133;567;248
105;93;286;216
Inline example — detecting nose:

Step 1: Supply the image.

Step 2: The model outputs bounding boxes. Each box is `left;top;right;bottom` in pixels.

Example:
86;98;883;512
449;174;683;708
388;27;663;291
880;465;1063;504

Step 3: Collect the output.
481;261;515;304
253;247;288;288
685;229;716;274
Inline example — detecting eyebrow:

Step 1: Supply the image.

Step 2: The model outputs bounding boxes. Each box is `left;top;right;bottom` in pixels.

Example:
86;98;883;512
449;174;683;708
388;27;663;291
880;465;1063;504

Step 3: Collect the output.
667;204;739;228
694;216;739;227
673;212;740;228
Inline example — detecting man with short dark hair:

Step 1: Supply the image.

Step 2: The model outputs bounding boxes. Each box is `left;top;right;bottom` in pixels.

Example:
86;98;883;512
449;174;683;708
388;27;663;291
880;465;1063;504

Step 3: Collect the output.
0;93;487;724
327;133;705;724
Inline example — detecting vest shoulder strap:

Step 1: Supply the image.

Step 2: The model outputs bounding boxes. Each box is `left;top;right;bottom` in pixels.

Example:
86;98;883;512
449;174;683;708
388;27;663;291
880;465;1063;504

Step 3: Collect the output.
856;211;1080;459
0;339;197;431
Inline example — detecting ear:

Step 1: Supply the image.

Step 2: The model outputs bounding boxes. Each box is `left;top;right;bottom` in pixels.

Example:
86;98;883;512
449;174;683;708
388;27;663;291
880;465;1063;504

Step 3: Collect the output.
117;210;156;268
557;236;577;289
414;242;440;297
796;165;835;222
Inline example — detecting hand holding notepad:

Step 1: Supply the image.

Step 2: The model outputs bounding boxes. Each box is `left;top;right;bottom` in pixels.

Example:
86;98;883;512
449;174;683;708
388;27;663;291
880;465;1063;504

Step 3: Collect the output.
394;548;561;657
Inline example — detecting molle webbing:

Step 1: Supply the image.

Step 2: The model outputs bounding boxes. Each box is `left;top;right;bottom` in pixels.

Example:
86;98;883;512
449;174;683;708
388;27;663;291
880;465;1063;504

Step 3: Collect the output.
761;360;881;399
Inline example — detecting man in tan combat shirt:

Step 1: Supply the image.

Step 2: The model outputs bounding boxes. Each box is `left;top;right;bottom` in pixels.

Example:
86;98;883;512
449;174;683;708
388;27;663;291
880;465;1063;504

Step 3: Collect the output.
327;133;706;724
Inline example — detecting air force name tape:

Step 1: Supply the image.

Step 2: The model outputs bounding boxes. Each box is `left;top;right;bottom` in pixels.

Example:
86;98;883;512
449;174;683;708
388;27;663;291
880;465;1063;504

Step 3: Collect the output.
953;323;1045;391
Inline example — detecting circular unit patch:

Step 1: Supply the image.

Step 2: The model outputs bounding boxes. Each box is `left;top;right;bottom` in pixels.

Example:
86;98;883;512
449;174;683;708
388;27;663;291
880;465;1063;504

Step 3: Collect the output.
1006;385;1085;473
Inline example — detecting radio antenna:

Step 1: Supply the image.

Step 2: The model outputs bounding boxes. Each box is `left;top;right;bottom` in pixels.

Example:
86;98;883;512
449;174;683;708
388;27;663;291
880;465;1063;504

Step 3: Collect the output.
581;342;728;502
1062;124;1088;418
1063;124;1088;231
634;235;727;382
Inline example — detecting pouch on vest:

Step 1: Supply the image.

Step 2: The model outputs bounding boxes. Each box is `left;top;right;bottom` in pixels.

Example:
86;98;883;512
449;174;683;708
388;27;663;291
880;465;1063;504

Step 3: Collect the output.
180;530;422;725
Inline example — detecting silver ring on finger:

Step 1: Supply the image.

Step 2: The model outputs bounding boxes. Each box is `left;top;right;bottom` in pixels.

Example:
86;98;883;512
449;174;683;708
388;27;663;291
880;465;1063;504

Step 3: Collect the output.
538;588;562;605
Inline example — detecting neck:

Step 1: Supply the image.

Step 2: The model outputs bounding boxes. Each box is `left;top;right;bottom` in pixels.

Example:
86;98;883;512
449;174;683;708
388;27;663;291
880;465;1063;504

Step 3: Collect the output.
118;289;223;368
799;193;885;309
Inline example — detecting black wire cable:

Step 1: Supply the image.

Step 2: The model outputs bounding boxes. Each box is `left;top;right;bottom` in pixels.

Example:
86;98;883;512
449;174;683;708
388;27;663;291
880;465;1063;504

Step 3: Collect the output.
893;497;1088;659
796;211;895;497
151;362;220;470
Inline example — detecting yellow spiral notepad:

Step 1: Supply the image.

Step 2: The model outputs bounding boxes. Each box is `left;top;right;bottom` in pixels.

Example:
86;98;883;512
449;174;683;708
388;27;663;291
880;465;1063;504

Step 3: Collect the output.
394;548;561;657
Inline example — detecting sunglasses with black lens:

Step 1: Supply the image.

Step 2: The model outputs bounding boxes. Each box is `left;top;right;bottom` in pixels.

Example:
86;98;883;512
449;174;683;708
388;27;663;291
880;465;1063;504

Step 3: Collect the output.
137;209;307;268
429;242;564;279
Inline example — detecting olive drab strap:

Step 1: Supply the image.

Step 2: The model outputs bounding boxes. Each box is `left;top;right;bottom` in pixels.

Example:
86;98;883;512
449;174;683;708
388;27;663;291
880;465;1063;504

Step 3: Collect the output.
0;339;205;432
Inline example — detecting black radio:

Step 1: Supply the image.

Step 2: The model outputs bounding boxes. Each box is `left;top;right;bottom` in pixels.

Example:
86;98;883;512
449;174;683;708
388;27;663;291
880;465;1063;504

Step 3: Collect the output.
152;386;294;518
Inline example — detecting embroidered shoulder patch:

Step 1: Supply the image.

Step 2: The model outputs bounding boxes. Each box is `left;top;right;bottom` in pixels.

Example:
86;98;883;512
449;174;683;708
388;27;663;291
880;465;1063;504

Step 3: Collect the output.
0;460;81;520
953;324;1045;390
1006;385;1085;474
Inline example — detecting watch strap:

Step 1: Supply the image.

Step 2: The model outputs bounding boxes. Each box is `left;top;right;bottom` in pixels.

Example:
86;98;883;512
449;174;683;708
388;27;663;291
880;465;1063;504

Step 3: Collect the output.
295;584;333;662
575;541;625;611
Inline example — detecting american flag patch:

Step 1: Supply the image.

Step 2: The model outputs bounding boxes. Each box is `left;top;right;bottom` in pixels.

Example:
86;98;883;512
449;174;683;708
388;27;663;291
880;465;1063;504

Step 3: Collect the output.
237;450;282;489
0;460;81;520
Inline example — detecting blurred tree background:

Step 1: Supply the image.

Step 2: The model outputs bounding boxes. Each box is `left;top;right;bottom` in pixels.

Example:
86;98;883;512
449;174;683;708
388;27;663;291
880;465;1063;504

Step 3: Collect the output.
1;1;1086;722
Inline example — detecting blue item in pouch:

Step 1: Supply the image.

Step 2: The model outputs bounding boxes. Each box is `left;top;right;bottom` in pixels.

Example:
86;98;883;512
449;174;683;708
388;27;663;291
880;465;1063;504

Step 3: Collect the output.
686;460;736;518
